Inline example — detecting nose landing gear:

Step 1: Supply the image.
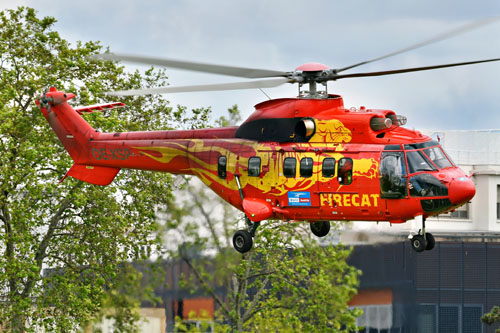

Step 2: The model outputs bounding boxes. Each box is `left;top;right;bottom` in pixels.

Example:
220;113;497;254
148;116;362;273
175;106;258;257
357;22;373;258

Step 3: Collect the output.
232;217;260;253
410;216;435;252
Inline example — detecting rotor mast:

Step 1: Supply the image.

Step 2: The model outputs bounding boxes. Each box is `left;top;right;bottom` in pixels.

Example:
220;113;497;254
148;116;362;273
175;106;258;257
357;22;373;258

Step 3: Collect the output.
295;62;331;99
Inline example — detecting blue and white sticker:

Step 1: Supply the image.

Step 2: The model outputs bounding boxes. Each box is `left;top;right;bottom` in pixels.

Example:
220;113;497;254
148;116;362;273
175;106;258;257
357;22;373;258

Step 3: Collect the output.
288;191;311;206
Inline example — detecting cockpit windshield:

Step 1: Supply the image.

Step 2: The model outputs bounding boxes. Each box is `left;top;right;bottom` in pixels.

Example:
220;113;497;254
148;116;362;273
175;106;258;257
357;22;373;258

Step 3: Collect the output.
406;151;435;173
423;147;453;169
404;141;454;172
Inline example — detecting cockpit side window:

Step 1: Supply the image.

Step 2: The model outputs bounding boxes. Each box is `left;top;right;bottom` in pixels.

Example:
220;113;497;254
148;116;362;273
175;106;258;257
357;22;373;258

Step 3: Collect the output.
406;151;436;174
380;151;407;198
423;147;453;169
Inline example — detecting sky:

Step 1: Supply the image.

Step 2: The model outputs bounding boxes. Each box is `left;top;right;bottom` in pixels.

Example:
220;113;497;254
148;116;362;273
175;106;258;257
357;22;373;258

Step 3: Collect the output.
2;0;500;130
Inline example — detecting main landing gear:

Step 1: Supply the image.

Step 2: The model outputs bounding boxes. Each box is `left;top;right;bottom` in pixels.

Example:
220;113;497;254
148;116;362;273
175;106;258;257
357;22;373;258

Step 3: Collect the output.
232;217;260;253
410;217;435;252
310;221;331;237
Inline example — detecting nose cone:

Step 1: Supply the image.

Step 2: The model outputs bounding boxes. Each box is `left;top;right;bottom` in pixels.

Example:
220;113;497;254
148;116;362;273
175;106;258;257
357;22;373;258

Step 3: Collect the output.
448;177;476;205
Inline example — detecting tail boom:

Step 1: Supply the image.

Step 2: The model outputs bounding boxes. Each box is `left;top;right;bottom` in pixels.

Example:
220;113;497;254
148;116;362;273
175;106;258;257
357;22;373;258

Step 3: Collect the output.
37;88;238;185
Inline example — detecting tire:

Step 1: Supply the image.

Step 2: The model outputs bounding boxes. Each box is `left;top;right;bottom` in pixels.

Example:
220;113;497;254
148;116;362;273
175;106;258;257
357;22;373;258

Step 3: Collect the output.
425;233;435;251
310;221;331;237
233;230;253;253
411;235;427;253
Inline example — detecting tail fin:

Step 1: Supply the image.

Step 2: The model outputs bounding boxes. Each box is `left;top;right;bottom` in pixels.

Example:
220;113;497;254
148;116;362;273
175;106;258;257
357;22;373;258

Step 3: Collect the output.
37;87;121;185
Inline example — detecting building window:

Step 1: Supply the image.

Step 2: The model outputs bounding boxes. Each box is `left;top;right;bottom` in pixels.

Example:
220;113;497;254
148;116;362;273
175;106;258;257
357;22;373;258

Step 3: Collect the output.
355;304;392;332
248;157;261;177
439;203;469;219
218;156;227;179
462;305;482;333
300;157;313;178
338;157;353;185
322;158;335;178
497;185;500;220
283;157;296;178
417;304;436;333
439;305;459;332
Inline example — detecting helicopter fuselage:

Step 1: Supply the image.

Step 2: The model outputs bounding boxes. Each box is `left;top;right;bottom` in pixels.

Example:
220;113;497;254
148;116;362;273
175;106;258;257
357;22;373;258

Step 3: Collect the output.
38;88;475;225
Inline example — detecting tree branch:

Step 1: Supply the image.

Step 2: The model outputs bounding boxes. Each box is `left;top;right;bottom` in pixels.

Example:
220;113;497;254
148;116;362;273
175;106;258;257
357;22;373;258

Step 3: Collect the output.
21;180;83;298
180;254;231;319
2;195;17;296
242;274;270;323
245;270;276;281
191;190;222;253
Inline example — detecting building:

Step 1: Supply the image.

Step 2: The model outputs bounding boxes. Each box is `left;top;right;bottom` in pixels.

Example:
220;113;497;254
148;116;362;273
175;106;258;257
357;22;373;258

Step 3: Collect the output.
349;241;500;333
344;129;500;332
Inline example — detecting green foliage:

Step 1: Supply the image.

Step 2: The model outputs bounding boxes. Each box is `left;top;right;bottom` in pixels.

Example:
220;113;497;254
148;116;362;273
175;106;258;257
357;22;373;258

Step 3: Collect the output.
163;180;361;332
87;262;165;333
0;6;208;332
214;104;242;127
482;306;500;332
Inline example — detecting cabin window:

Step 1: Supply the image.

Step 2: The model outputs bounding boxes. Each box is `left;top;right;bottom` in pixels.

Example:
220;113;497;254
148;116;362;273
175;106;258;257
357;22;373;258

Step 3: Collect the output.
338;158;353;185
300;157;313;178
283;157;297;178
322;158;336;178
380;152;407;198
248;157;261;177
218;156;227;179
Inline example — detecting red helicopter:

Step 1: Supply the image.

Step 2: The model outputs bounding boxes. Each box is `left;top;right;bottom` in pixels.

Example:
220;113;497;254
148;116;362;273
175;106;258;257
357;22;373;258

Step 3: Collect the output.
37;19;500;253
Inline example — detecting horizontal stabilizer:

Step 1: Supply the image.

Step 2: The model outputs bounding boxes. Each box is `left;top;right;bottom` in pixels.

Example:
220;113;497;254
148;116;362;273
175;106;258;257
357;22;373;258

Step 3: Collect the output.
74;102;126;115
63;164;121;186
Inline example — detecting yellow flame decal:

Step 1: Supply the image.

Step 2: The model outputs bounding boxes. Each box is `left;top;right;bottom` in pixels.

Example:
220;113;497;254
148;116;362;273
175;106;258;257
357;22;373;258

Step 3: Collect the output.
134;138;379;198
311;119;352;143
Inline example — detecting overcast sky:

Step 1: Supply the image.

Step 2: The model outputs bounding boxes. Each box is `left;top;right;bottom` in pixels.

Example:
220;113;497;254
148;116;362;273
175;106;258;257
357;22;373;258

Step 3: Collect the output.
2;1;500;130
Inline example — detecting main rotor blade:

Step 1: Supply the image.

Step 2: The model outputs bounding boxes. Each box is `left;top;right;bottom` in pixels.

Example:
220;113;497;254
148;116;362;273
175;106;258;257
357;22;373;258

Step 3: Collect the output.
105;78;289;96
93;53;288;79
333;57;500;80
335;16;500;74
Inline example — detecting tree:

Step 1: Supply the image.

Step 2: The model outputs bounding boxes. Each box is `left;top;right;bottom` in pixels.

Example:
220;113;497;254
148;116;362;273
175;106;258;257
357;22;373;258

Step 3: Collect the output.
163;166;361;332
0;7;210;331
482;306;500;333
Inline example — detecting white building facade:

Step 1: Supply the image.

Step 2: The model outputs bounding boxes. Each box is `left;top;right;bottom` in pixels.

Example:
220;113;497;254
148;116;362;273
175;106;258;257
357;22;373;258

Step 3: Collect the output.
426;129;500;233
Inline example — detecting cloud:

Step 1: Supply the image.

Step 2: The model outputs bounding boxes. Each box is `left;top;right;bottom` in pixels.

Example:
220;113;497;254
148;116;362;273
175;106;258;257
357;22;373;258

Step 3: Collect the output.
4;0;500;128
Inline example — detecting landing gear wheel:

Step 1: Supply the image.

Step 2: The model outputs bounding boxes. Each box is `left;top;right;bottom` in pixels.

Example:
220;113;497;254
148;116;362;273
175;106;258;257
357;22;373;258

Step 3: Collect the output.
425;233;435;251
310;221;331;237
233;230;253;253
411;235;427;253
